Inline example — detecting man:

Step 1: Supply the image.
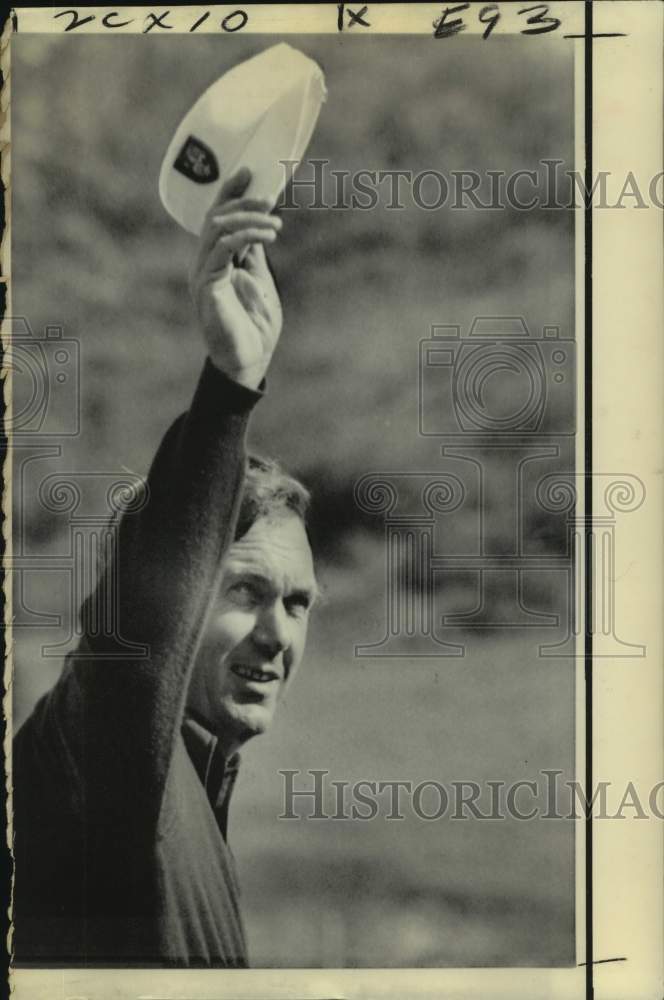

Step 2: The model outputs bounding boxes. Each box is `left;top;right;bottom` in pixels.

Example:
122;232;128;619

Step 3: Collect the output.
13;167;317;967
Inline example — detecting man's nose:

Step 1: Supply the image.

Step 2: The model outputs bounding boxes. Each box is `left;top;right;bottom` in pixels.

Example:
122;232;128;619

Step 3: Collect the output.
252;602;291;660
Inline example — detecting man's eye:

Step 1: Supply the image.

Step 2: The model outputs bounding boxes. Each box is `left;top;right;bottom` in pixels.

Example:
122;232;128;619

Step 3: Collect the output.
285;594;310;618
229;581;260;605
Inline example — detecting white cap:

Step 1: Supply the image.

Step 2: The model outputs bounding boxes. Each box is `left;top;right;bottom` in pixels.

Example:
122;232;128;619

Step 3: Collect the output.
159;43;327;235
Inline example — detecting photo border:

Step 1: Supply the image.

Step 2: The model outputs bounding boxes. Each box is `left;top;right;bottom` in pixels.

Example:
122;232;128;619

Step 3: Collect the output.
3;3;662;999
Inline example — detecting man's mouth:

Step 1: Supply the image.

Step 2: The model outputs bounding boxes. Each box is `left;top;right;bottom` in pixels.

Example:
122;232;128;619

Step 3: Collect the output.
231;664;279;684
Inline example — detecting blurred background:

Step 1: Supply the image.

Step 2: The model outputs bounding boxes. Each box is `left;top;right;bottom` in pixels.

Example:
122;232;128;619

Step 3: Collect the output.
12;33;576;966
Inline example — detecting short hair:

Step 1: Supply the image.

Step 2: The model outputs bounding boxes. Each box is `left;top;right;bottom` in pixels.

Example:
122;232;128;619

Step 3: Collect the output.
234;453;311;541
93;455;310;595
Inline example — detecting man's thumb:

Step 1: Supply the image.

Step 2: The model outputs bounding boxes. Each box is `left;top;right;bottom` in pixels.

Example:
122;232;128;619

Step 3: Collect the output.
244;242;271;279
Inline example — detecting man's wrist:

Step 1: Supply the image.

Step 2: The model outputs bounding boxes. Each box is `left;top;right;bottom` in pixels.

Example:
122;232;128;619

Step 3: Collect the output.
207;351;267;392
203;356;266;405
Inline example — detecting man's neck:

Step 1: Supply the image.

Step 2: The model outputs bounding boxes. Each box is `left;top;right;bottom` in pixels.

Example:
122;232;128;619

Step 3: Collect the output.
184;708;246;761
214;729;243;761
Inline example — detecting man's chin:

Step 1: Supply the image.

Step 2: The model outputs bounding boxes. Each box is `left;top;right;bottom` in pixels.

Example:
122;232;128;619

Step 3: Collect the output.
216;701;274;745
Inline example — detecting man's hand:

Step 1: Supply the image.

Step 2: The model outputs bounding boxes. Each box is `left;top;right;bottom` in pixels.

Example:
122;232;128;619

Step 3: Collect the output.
189;167;283;389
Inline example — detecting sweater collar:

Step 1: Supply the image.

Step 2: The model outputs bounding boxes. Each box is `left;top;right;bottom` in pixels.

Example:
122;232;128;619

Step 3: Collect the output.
181;714;240;821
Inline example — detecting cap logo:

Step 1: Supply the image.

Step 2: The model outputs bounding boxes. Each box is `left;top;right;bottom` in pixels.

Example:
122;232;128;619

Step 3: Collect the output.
173;135;219;184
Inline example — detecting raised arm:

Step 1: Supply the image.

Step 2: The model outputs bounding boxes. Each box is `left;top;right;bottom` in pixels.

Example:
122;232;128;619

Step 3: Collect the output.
20;169;285;833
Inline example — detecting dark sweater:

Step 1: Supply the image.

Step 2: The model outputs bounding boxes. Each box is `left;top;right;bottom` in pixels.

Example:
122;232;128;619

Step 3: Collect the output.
13;360;262;967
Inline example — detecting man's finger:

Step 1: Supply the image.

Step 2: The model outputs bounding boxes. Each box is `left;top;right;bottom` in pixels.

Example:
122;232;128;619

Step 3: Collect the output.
197;200;275;266
206;228;276;271
212;212;282;235
243;241;271;281
208;196;272;220
197;213;280;265
215;166;252;207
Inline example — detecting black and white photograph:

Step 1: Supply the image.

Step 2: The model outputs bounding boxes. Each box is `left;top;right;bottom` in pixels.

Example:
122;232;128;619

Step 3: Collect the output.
4;3;663;998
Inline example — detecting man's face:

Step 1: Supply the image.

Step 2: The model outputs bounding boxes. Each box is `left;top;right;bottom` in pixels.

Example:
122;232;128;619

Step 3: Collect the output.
187;513;317;749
